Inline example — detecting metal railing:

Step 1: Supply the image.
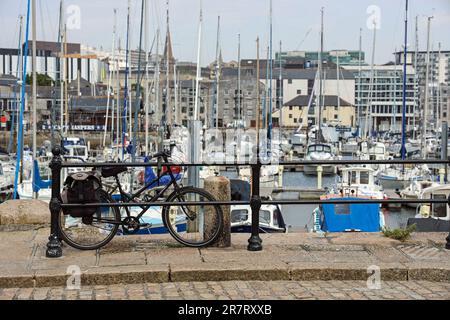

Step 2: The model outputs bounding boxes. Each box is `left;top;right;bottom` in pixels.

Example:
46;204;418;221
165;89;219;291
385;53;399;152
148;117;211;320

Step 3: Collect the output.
45;145;450;258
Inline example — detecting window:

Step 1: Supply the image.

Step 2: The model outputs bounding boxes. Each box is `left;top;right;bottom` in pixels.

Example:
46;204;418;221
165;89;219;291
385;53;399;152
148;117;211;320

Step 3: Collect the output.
259;210;271;224
432;194;447;218
334;114;338;119
288;79;292;84
297;89;301;94
334;203;350;215
294;118;297;123
289;106;293;111
225;99;229;105
289;114;293;119
231;209;248;223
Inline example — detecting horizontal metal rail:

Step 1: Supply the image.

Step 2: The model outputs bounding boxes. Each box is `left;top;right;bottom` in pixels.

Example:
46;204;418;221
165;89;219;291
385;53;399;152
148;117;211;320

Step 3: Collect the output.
60;159;450;168
60;198;449;208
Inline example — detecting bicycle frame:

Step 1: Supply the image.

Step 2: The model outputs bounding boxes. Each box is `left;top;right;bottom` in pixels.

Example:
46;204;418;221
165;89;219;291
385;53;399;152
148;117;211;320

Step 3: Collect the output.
109;159;184;223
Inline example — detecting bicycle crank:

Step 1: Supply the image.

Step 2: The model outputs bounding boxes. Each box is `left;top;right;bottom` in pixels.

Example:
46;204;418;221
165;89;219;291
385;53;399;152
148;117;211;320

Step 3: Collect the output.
121;217;141;234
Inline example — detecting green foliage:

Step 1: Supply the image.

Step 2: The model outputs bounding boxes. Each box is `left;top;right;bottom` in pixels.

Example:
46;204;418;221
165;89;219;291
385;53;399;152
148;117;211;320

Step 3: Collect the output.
25;73;54;86
382;224;416;242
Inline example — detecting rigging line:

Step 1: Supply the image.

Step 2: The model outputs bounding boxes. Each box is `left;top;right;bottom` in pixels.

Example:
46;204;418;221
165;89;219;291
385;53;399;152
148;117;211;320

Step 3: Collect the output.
295;28;312;51
38;0;46;41
43;0;55;41
390;0;404;54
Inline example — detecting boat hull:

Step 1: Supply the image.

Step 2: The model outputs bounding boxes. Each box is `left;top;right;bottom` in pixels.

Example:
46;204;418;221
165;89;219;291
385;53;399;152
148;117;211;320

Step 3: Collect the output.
303;164;335;176
378;177;410;190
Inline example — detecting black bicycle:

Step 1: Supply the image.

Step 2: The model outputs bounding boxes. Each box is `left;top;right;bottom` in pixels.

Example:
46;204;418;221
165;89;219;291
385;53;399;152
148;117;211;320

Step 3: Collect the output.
58;151;224;250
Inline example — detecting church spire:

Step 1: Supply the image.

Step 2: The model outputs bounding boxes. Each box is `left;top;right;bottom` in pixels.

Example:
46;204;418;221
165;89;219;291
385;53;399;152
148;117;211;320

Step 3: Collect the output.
163;0;174;64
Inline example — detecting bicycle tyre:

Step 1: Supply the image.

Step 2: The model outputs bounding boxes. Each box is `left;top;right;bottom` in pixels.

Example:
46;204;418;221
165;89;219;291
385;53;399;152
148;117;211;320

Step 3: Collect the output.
58;189;121;250
162;186;224;247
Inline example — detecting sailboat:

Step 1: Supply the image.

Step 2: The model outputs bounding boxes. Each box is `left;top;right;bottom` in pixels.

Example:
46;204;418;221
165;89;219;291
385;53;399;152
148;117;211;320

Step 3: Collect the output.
303;8;337;176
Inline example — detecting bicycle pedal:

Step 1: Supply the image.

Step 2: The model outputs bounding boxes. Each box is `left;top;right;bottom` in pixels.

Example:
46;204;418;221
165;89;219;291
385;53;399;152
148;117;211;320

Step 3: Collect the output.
139;223;152;229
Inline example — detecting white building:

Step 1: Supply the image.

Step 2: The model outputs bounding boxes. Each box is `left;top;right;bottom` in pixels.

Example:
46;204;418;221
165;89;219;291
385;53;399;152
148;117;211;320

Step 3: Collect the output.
344;64;416;133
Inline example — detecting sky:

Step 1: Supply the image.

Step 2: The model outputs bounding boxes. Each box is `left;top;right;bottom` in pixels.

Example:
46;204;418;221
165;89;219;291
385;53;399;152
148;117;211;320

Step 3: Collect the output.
0;0;449;66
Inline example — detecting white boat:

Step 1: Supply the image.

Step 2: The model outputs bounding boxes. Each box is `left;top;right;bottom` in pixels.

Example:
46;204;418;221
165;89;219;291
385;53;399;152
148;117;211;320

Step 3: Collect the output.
408;184;450;232
357;141;389;173
400;179;440;208
303;143;336;176
377;165;430;190
239;165;280;185
230;203;286;233
332;166;384;199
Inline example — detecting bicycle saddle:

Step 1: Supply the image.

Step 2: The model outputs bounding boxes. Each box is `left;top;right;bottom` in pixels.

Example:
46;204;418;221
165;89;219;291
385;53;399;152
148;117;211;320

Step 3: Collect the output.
101;166;128;178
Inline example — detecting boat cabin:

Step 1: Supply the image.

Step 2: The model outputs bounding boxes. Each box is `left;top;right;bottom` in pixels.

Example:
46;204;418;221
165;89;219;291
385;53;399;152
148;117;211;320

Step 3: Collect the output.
408;184;450;232
307;144;332;154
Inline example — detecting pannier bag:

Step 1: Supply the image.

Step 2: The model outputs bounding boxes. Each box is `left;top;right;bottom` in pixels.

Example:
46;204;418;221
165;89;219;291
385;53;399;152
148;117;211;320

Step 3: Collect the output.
61;171;103;218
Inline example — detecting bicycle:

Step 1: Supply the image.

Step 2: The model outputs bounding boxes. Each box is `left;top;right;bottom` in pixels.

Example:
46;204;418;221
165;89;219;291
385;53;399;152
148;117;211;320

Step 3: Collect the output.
58;151;224;250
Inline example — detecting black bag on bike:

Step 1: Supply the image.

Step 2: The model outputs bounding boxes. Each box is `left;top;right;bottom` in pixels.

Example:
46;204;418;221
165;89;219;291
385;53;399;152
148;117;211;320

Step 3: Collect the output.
61;171;102;218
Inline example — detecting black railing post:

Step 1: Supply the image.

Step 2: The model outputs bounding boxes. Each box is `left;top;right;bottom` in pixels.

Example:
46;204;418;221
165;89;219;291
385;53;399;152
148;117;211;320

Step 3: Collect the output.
446;194;450;250
46;145;63;258
247;162;263;251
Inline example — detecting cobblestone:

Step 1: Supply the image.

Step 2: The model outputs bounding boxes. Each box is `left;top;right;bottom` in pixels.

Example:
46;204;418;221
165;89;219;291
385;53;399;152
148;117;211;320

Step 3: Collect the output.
1;280;449;300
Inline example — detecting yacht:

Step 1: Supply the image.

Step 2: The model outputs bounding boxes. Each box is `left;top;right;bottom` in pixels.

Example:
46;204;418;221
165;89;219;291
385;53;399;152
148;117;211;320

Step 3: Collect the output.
408;184;450;232
400;179;440;208
303;143;336;176
231;202;286;233
377;165;430;191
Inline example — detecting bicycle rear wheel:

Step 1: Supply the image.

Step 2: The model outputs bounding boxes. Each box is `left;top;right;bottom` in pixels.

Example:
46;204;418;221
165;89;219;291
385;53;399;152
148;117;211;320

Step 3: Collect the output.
58;189;121;250
162;186;223;247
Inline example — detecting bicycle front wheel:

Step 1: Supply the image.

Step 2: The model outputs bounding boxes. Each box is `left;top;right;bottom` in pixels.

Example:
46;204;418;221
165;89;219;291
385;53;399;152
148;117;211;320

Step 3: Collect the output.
58;189;121;250
162;187;223;247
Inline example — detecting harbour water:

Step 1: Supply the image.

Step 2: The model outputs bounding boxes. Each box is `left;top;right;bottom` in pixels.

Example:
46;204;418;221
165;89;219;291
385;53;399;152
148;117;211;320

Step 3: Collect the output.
222;170;416;232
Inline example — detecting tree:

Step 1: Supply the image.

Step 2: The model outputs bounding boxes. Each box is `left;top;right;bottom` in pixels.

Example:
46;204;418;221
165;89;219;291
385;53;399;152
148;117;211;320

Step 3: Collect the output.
25;73;54;86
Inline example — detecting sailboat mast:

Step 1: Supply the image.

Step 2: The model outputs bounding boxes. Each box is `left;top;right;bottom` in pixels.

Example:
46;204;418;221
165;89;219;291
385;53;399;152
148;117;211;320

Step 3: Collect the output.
365;20;376;139
193;1;202;121
268;0;273;140
133;0;145;161
144;2;149;154
237;33;241;124
437;42;442;132
155;29;160;127
63;25;68;134
122;0;131;159
103;8;117;148
422;16;433;158
413;15;418;140
59;1;64;131
400;0;409;160
13;0;31;199
111;9;117;147
279;40;282;128
336;51;340;123
317;7;324;141
256;37;261;149
211;15;220;129
31;0;37;199
393;49;397;131
116;37;120;150
165;0;171;126
357;27;362;134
